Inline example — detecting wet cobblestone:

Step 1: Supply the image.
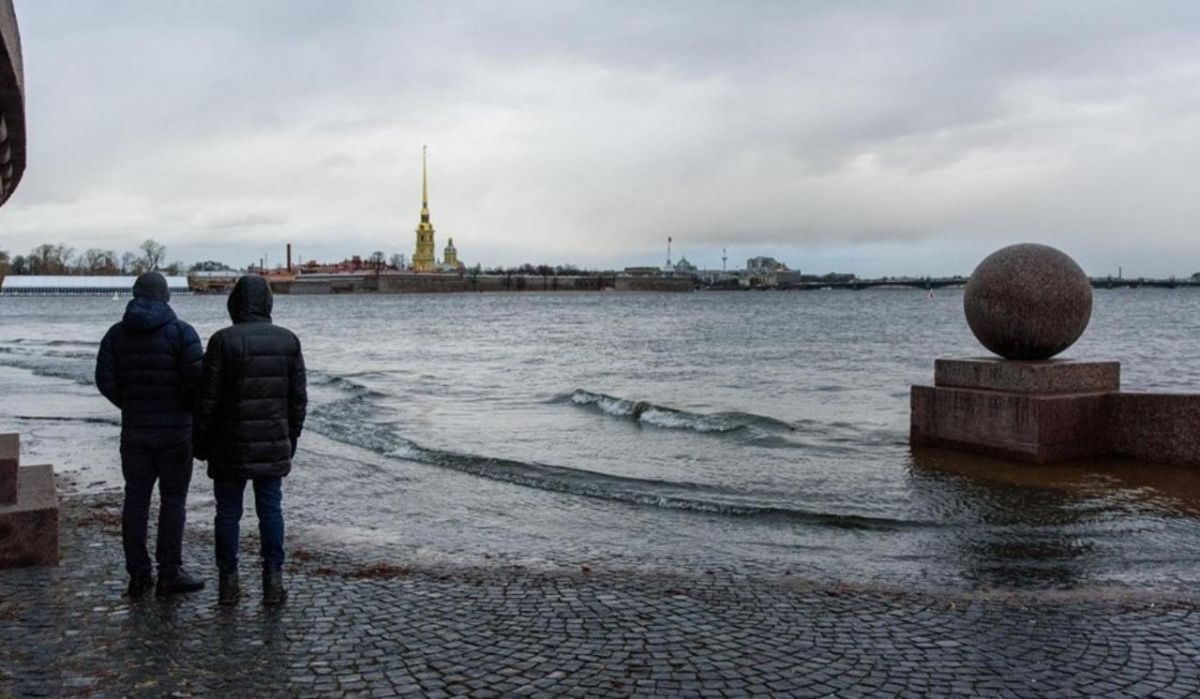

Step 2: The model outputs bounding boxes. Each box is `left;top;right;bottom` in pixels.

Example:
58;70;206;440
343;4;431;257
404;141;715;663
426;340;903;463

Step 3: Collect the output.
2;495;1199;696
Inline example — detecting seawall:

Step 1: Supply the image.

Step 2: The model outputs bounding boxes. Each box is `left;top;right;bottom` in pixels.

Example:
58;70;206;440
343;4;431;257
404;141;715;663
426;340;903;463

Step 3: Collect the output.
273;273;695;295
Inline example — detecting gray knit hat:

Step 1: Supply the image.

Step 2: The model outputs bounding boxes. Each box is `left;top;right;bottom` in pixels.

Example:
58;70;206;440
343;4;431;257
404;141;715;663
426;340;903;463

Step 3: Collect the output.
132;271;170;302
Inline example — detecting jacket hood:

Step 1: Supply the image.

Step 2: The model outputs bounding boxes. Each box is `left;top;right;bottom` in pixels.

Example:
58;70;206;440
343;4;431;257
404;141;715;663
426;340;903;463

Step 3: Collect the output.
227;275;273;323
122;297;177;332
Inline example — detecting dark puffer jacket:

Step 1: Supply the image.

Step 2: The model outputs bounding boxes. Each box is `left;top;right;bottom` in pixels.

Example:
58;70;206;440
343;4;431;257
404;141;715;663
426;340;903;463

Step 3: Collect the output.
194;276;307;480
95;298;204;430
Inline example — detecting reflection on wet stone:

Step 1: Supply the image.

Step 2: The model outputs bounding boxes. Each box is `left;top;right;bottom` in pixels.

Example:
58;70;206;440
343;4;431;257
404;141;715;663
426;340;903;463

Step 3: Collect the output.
3;495;1200;696
908;450;1087;589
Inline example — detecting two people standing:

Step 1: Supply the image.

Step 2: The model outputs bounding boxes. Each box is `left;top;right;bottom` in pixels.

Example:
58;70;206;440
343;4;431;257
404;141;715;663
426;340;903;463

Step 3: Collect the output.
96;273;306;605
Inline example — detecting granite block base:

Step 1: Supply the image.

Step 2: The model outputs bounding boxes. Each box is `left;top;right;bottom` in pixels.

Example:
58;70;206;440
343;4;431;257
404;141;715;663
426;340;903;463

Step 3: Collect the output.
0;433;17;505
0;464;60;568
911;358;1116;464
934;358;1120;394
1107;393;1200;467
911;386;1109;463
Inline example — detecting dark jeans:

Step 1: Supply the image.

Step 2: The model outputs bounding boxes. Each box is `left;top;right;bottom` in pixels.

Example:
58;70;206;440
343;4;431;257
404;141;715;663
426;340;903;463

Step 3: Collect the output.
213;477;284;574
120;428;193;576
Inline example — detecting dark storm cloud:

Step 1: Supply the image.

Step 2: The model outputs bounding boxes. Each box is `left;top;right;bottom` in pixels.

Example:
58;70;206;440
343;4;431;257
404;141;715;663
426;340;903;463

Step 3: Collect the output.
3;1;1200;274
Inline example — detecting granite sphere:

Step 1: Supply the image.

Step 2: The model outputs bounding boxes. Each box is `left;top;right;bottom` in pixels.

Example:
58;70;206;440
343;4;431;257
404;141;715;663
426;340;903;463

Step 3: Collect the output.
964;243;1092;360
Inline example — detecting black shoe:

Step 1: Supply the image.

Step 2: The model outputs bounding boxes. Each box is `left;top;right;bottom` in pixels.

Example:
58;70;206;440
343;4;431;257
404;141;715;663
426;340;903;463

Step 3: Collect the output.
218;572;241;606
156;568;205;597
263;569;287;606
127;571;154;599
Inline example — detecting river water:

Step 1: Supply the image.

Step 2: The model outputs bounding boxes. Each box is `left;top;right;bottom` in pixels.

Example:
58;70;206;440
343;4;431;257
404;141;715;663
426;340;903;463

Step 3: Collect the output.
2;289;1199;591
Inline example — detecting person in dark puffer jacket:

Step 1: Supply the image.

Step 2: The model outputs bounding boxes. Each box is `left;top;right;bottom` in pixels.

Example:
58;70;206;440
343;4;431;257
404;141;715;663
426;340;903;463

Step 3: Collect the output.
95;271;206;598
193;275;306;606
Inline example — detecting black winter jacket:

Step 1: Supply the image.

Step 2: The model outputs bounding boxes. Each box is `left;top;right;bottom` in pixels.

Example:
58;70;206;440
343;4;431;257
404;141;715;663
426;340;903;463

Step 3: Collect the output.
194;276;307;480
95;298;204;431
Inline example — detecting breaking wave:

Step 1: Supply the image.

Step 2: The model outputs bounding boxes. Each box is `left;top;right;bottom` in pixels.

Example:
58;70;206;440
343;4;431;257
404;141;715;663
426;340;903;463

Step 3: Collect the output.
6;414;120;426
307;370;388;399
566;389;796;434
0;353;94;385
307;376;932;532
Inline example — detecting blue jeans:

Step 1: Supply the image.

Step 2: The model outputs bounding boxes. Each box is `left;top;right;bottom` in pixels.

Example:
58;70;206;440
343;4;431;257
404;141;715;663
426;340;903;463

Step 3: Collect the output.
213;477;284;574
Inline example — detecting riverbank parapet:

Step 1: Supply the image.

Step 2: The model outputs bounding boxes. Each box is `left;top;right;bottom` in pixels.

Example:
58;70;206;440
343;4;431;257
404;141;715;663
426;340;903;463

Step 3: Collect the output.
252;272;696;295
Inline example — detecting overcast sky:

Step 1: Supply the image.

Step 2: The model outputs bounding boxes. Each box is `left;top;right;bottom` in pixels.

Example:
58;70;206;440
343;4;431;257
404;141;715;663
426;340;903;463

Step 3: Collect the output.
3;1;1200;276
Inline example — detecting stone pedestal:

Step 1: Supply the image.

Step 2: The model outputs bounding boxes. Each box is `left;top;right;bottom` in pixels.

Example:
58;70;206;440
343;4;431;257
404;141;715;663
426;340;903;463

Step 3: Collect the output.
911;359;1119;463
0;433;60;568
0;432;17;504
1107;393;1200;467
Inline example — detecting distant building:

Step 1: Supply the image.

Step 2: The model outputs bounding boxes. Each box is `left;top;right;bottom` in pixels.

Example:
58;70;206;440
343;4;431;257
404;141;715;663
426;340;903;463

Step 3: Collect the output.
746;256;789;275
623;266;663;277
695;268;740;287
441;237;461;271
672;256;697;274
188;270;241;294
775;270;806;285
742;256;791;287
411;146;437;272
408;146;465;273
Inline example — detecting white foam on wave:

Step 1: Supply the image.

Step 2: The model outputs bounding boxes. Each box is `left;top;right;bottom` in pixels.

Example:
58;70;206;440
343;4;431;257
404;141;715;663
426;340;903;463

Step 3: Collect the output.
570;389;767;434
571;389;638;417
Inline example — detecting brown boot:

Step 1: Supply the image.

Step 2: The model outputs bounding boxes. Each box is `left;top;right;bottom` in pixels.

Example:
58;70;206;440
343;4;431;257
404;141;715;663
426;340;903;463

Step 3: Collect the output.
155;568;205;597
218;571;240;606
263;569;287;606
127;570;154;599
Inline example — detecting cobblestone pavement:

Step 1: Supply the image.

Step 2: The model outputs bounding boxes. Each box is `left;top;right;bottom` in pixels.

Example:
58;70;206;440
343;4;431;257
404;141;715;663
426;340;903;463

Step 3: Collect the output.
2;495;1199;697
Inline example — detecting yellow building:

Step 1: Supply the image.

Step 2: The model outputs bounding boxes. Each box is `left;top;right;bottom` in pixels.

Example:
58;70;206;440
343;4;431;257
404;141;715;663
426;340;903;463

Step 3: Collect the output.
411;146;437;272
443;238;459;268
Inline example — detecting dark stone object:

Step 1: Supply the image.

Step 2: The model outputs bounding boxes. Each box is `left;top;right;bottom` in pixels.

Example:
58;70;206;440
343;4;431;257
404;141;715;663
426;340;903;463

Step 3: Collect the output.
911;359;1113;463
0;432;16;504
0;0;26;206
964;243;1092;360
1107;393;1200;466
0;463;60;567
912;359;1200;466
934;358;1119;394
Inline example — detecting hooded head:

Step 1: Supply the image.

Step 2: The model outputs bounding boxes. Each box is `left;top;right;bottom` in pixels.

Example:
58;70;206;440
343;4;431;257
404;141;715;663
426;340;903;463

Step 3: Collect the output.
227;275;273;323
123;272;177;332
132;271;170;303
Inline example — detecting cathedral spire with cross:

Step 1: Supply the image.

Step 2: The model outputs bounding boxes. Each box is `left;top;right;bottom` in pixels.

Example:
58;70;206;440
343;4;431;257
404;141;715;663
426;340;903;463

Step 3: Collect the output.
412;145;437;271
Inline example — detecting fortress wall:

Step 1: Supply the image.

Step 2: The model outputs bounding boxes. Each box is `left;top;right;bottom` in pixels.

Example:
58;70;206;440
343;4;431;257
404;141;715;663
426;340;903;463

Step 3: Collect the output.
280;274;688;295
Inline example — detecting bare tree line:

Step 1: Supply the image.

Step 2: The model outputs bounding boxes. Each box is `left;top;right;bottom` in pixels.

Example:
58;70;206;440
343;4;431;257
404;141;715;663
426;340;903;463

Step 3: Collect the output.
0;239;183;277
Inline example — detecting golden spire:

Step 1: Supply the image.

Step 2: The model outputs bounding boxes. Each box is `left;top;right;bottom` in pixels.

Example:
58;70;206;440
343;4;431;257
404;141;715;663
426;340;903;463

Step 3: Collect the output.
420;144;430;224
412;144;437;271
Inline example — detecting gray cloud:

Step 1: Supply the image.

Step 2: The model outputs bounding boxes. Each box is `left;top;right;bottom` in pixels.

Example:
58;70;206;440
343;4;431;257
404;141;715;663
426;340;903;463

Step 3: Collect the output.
2;1;1200;275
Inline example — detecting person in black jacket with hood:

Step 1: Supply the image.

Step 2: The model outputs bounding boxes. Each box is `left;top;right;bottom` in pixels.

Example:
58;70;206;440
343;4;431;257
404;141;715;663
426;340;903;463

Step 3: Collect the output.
96;271;206;598
193;275;306;606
